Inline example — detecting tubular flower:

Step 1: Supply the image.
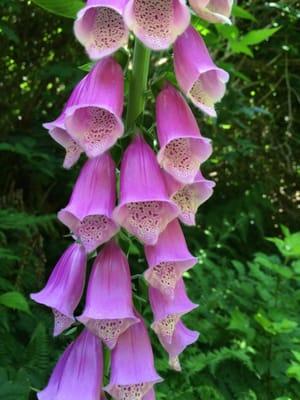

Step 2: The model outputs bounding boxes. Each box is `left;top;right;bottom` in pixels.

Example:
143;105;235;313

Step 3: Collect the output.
190;0;233;25
124;0;190;51
58;153;119;253
156;84;212;184
174;26;229;117
104;315;162;400
43;77;87;169
30;243;86;336
65;58;124;158
37;329;103;400
158;320;199;371
163;170;215;225
149;279;197;346
78;240;139;349
113;135;179;245
74;0;129;60
144;219;196;298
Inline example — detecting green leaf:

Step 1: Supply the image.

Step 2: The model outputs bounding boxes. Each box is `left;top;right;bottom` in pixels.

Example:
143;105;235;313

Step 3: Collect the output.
232;5;256;22
31;0;84;18
0;292;30;314
286;363;300;382
241;28;280;46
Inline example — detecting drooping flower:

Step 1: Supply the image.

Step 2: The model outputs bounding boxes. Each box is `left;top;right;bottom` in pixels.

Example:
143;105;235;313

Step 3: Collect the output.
74;0;129;60
43;77;87;169
124;0;190;51
190;0;233;25
30;243;86;336
65;58;124;158
163;170;215;225
149;279;198;346
174;26;229;117
104;314;162;400
158;320;199;371
156;84;212;184
144;219;196;298
113;135;179;245
58;153;118;253
37;329;102;400
78;240;139;349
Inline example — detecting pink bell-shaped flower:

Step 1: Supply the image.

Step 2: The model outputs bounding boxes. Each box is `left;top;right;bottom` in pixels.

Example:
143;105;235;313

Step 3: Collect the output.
65;58;124;158
156;84;212;184
163;170;215;225
144;219;196;298
104;314;162;399
174;26;229;117
124;0;190;50
149;279;198;346
77;240;139;349
43;77;87;169
30;243;87;336
113;135;179;245
159;320;199;371
58;153;119;253
190;0;233;25
37;329;103;400
74;0;129;60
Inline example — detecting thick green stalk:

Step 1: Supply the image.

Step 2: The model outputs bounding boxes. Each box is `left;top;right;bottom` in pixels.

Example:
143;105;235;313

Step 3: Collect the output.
125;39;151;132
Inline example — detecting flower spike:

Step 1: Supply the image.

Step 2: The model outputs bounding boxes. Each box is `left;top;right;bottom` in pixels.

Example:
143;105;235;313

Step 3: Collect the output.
58;153;119;253
65;58;124;158
124;0;190;51
78;240;139;349
74;0;129;60
156;84;212;184
113;135;179;245
174;26;229;117
30;243;87;336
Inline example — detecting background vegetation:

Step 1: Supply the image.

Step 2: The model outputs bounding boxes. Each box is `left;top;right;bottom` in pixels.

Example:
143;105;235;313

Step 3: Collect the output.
0;1;299;399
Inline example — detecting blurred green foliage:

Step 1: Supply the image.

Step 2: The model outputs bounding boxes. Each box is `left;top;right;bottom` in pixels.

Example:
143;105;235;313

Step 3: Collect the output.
0;0;299;399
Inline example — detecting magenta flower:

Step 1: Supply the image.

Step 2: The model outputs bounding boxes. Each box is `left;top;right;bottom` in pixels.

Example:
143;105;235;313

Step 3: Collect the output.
158;320;199;371
163;170;215;225
31;243;86;336
144;219;196;298
74;0;129;60
190;0;233;24
113;135;179;245
104;315;162;399
65;58;124;158
149;279;197;345
156;84;212;184
124;0;190;50
37;329;102;400
174;26;229;117
78;240;139;349
58;153;119;253
43;77;87;169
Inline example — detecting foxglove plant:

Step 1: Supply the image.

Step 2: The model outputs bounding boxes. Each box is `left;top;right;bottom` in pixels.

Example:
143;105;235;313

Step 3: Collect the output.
74;0;129;60
174;25;229;116
34;0;233;398
31;243;87;336
58;153;118;253
156;84;212;183
78;240;139;349
190;0;233;25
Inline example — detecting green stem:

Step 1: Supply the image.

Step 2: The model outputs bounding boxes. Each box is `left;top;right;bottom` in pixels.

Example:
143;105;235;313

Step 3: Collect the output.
125;39;151;132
